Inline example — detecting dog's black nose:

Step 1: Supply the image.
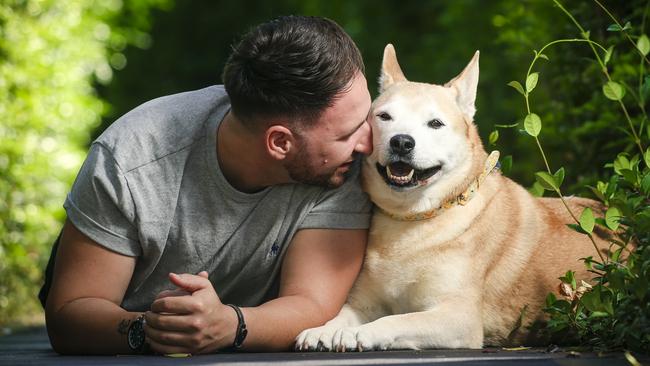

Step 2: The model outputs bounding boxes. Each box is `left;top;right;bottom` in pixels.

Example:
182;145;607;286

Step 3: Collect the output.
389;134;415;156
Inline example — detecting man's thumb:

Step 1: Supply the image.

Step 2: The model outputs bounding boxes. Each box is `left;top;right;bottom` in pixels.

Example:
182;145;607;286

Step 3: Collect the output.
168;272;210;292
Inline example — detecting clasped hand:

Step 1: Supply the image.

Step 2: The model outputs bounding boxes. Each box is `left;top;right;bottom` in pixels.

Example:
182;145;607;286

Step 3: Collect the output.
143;271;237;354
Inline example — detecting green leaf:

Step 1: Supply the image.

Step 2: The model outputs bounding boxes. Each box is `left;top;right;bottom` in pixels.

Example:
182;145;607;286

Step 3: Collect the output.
602;291;614;315
535;171;559;191
613;154;630;174
524;113;542;137
637;34;650;56
603;81;626;101
538;53;549;61
545;292;557;307
581;30;591;39
489;130;499;145
553;167;565;188
560;271;576;290
604;45;614;65
566;223;587;234
529;181;545;197
551;299;572;313
610;247;623;263
526;72;539;93
589;311;610;318
597;181;608;194
605;207;621;231
587;185;606;202
607;23;622;32
641;174;650;194
568;223;582;233
609;21;633;32
507;80;525;96
581;289;601;312
645;148;650;168
579;207;595;234
620;169;638;186
500;155;513;175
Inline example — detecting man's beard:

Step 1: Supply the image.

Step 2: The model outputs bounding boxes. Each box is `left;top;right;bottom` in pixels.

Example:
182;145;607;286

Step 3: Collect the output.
285;149;348;188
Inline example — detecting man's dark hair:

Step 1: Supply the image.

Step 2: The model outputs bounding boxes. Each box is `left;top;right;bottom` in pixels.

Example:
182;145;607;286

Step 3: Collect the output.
222;15;365;128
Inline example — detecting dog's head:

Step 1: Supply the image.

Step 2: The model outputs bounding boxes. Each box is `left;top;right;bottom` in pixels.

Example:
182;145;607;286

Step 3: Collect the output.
362;44;487;215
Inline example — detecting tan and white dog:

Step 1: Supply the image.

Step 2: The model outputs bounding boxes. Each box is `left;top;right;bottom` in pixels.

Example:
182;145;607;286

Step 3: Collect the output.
295;44;610;351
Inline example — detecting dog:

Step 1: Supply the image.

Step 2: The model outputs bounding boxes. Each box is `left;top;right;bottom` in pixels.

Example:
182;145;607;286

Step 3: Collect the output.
295;44;610;351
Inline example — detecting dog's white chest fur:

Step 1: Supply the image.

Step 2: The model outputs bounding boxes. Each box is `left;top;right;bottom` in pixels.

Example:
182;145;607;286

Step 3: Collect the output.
358;212;477;315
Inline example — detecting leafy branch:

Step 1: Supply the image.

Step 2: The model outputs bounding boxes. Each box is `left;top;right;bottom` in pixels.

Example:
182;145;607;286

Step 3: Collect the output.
553;0;646;155
507;37;611;263
501;0;650;352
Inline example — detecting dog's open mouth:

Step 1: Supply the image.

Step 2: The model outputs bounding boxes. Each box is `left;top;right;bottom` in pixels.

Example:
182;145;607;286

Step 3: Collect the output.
375;161;442;189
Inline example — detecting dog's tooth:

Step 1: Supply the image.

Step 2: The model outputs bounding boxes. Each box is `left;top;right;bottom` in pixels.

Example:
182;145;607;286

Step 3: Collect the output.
386;165;392;178
406;169;414;180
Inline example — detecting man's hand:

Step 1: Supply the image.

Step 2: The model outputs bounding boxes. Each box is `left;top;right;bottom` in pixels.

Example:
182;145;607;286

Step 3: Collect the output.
144;271;238;354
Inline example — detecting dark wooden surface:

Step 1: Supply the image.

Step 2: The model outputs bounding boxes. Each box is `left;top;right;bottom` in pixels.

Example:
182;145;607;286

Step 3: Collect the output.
0;326;644;366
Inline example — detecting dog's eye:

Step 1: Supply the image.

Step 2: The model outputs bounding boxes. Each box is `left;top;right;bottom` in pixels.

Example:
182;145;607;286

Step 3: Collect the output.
427;119;445;129
377;112;392;121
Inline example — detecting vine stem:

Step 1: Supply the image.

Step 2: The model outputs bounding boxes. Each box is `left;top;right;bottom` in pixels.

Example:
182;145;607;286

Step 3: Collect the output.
593;0;650;66
553;0;645;155
523;42;607;263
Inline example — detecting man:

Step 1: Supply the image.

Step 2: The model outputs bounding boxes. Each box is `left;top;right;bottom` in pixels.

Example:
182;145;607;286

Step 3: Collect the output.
42;15;373;354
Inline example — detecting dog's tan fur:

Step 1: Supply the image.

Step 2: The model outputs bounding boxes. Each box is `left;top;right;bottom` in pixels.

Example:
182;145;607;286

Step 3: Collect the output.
296;44;609;351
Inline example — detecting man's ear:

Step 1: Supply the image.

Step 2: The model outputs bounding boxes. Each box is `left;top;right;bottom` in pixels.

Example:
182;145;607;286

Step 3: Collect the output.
445;51;480;119
265;125;295;160
379;44;407;93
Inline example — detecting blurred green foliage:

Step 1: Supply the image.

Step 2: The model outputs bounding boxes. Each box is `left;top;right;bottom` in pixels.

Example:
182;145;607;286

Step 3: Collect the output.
510;0;650;353
0;0;170;326
1;0;647;352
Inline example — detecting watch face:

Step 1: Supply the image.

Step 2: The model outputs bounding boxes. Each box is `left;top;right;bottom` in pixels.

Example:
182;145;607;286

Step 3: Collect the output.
127;318;146;351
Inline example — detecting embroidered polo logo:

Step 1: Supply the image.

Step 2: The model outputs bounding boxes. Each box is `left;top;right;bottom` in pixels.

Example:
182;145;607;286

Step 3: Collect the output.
267;242;280;258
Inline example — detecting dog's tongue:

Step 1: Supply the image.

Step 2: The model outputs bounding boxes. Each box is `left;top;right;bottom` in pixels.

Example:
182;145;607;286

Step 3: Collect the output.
389;162;413;177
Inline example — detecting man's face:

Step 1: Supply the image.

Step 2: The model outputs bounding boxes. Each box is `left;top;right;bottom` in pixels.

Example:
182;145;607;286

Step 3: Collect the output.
285;72;373;187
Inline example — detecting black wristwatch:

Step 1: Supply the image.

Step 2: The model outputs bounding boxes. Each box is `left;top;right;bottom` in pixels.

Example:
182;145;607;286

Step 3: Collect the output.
127;314;147;353
226;304;248;350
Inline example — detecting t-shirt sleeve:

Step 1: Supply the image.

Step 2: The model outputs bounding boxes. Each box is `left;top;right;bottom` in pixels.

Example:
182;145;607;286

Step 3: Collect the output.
299;160;372;230
63;142;141;256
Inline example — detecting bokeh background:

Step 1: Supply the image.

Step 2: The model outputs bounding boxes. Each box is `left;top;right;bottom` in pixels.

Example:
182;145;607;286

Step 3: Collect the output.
0;0;646;330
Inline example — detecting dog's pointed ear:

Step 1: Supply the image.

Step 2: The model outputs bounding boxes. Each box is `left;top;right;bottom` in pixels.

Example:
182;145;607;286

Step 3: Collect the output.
445;51;480;119
379;44;407;93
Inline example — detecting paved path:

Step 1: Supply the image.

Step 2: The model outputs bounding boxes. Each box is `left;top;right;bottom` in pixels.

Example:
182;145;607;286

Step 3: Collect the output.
0;326;644;366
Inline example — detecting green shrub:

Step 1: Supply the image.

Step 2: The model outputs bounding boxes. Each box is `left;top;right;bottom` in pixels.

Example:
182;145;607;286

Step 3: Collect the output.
497;0;649;353
0;0;169;327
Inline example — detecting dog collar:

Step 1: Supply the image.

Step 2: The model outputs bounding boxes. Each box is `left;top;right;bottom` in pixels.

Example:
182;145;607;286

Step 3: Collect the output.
377;151;500;221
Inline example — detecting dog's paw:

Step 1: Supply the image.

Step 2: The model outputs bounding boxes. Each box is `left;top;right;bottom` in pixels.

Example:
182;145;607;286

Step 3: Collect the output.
331;325;391;352
295;325;340;352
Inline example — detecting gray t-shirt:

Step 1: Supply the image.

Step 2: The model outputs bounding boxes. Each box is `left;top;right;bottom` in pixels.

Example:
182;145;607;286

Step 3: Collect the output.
64;85;371;311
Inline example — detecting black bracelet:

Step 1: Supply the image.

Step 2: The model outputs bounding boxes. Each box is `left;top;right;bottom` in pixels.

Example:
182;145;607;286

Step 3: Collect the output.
226;304;248;350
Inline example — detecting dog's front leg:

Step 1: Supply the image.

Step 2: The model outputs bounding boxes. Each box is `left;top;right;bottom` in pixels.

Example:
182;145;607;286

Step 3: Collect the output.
295;303;378;351
332;302;483;351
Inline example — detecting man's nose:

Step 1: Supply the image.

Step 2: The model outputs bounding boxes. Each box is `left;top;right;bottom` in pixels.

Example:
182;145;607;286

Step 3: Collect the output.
354;121;373;155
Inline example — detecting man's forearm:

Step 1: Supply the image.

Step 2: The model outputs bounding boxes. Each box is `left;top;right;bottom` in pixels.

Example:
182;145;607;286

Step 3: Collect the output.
240;294;340;351
46;297;141;355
